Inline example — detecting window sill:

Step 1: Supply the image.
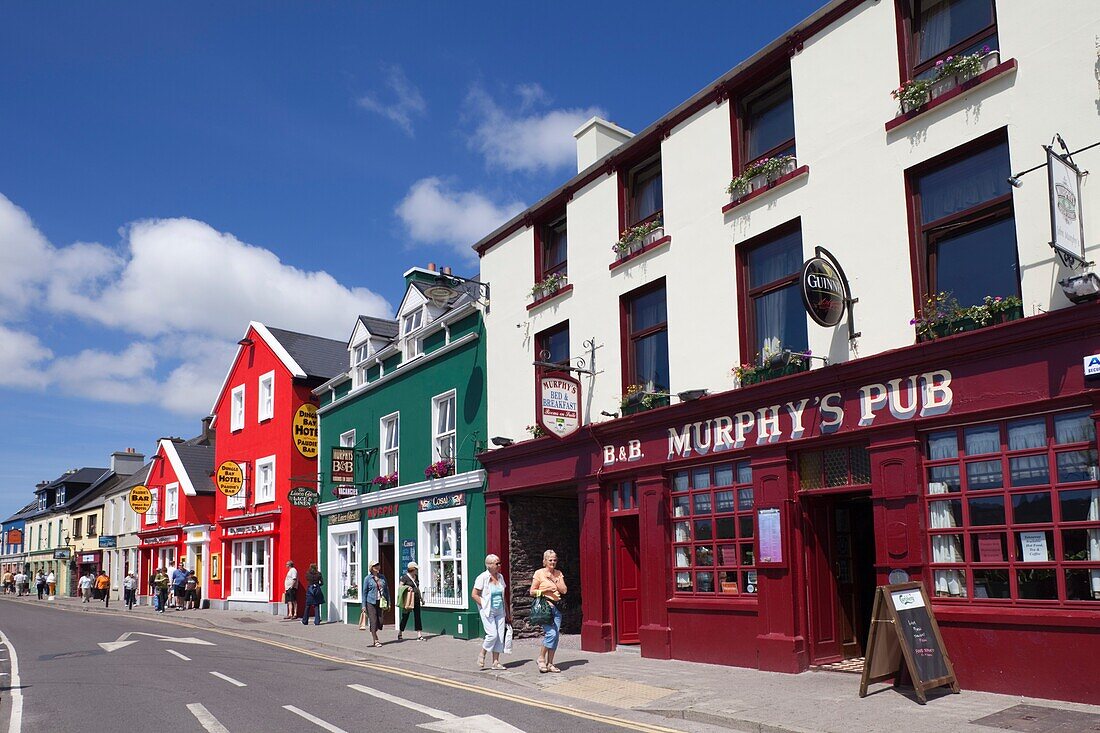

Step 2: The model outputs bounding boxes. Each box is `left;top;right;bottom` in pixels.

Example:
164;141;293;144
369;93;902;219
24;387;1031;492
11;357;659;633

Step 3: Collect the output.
885;58;1018;133
932;602;1100;629
666;596;759;611
722;166;809;214
526;284;574;311
609;235;671;271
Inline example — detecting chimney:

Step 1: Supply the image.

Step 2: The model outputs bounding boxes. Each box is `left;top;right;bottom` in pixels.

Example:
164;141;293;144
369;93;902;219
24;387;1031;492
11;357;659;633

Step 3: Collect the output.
573;116;634;173
200;415;215;446
111;450;145;476
442;266;452;275
427;262;437;272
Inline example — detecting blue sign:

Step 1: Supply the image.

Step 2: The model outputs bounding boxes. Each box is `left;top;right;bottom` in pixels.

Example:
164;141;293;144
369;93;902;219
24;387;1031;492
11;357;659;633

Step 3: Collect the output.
98;535;117;548
400;539;416;572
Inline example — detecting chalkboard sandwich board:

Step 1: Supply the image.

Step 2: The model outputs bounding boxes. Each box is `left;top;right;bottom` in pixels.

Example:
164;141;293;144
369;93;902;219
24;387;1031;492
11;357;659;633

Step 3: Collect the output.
859;581;959;704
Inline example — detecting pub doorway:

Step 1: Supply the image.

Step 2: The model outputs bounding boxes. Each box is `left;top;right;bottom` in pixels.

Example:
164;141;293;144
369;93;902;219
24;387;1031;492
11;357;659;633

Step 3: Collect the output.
804;493;876;666
507;490;582;638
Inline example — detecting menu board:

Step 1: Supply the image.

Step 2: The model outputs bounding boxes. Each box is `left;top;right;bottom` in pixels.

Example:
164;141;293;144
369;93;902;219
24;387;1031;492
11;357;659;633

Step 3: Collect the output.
859;581;958;704
757;508;784;564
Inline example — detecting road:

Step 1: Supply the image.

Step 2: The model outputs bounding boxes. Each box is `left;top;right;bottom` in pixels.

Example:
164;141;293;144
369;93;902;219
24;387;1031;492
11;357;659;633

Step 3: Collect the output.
0;600;665;733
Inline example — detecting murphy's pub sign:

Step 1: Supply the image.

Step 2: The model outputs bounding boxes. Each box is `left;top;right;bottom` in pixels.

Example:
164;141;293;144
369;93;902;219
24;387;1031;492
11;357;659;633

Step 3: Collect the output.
538;373;581;439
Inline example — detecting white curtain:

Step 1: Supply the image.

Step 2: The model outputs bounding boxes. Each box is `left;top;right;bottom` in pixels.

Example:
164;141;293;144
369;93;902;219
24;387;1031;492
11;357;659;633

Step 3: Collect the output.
929;482;965;596
1090;489;1100;598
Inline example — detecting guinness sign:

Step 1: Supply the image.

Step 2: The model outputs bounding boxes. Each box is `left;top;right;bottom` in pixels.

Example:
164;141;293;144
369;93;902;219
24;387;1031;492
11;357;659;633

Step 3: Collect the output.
799;247;858;339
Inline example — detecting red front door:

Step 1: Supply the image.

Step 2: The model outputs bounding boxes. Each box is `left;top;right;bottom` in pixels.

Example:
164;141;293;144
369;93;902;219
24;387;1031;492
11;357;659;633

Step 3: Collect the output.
612;516;641;645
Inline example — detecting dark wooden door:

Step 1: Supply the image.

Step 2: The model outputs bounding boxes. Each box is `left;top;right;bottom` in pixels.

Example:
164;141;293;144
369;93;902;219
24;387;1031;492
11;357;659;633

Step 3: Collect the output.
805;498;842;663
612;517;641;645
379;540;396;625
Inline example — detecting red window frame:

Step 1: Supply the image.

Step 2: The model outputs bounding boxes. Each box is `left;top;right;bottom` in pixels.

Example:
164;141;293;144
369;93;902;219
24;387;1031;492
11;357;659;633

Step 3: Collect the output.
619;156;663;230
535;321;570;369
740;75;795;170
923;409;1100;606
534;214;567;283
619;279;668;394
670;460;757;597
895;0;998;82
734;218;805;362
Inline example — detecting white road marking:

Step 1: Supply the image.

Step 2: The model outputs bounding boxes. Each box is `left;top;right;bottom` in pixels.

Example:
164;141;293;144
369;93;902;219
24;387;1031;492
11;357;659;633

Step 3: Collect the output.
99;631;215;652
419;715;526;732
0;629;23;733
166;649;191;661
209;671;247;687
348;684;456;720
186;703;230;733
283;706;348;733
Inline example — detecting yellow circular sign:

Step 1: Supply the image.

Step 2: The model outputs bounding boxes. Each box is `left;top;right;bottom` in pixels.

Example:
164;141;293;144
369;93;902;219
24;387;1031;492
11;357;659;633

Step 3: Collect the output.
293;403;319;458
216;461;244;497
128;485;152;514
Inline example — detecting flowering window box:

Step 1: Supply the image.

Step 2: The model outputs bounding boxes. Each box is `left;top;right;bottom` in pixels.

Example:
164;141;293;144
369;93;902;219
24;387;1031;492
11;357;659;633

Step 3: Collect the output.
526;283;573;311
919;304;1023;341
738;359;810;386
727;155;797;201
621;394;670;416
887;52;1015;133
722;165;809;214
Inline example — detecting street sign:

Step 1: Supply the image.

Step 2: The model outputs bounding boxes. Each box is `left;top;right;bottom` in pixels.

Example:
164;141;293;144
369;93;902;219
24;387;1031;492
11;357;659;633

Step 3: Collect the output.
288;487;319;507
127;485;152;514
216;461;244;497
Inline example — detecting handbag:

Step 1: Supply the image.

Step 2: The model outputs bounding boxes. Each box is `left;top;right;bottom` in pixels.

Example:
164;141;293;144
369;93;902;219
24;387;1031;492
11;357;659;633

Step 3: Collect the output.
529;595;553;626
402;588;416;610
503;624;514;654
379;593;390;611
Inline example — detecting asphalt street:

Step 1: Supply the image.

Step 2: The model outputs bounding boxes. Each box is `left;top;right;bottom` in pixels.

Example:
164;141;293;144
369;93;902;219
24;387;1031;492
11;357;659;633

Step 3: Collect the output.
0;600;642;733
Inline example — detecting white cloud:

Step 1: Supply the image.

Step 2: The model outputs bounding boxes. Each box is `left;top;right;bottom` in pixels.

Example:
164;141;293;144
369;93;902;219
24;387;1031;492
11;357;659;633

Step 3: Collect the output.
0;193;54;317
395;177;525;259
356;64;427;137
0;325;52;389
48;343;159;405
465;84;606;173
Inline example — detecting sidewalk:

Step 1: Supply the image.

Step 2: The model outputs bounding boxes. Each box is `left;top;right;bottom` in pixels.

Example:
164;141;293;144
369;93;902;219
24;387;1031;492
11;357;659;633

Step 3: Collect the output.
13;594;1100;733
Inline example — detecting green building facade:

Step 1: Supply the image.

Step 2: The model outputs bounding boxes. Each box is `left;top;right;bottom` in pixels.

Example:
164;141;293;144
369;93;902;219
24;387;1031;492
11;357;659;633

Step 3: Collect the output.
314;268;487;638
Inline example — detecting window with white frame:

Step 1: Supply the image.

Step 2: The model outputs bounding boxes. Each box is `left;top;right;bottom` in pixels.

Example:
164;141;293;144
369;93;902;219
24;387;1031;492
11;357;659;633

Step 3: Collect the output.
381;413;400;477
420;507;466;607
57;487;66;505
340;429;356;448
402;309;424;360
145;489;159;524
334;529;360;602
432;391;456;462
165;483;179;521
226;466;246;510
254;455;276;504
231;538;268;599
257;371;274;422
231;385;246;432
352;343;371;388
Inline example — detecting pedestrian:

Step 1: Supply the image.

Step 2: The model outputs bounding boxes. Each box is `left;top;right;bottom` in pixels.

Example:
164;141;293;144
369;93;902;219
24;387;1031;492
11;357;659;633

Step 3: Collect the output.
302;563;324;626
171;563;188;611
35;570;47;600
79;572;94;603
122;572;137;610
13;570;26;596
473;554;510;671
185;571;198;609
397;561;425;641
283;560;299;620
529;549;567;674
362;562;388;647
96;570;110;608
153;567;170;613
2;570;12;595
166;562;177;608
47;570;56;597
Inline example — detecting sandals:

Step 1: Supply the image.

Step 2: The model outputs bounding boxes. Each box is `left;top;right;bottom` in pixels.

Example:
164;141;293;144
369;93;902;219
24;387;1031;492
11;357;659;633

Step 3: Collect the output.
478;652;487;669
491;662;506;671
416;636;426;641
372;641;382;647
547;665;562;673
537;661;548;673
396;633;403;641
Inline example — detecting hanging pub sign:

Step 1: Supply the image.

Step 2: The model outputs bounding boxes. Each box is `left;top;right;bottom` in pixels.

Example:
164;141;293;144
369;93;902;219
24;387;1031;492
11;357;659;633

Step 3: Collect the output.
537;372;582;439
331;447;355;484
800;246;858;339
293;403;319;458
1047;147;1085;265
128;484;153;514
6;529;21;546
215;461;244;497
287;487;319;508
53;549;71;560
98;535;117;548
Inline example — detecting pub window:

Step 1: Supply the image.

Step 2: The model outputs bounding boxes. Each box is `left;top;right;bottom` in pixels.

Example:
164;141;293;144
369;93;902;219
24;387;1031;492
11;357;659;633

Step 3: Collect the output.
671;460;756;596
741;223;808;361
537;215;567;282
903;0;998;81
909;132;1018;309
924;409;1100;604
742;75;795;167
622;281;669;395
536;321;569;369
799;446;872;490
625;156;663;228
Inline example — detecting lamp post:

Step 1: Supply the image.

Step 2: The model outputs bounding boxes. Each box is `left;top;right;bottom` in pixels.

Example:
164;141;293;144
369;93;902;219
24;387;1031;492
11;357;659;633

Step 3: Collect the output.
60;531;76;598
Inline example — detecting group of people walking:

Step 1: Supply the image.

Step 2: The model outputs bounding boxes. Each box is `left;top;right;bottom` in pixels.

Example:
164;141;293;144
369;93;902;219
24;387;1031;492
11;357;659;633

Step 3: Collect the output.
2;569;55;598
149;563;199;613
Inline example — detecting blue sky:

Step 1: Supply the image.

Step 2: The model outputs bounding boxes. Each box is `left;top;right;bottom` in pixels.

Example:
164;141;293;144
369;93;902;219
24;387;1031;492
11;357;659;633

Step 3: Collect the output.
0;1;823;514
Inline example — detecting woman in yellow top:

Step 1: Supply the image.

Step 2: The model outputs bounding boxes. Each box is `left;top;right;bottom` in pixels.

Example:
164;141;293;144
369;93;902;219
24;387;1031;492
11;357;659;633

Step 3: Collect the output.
528;549;567;673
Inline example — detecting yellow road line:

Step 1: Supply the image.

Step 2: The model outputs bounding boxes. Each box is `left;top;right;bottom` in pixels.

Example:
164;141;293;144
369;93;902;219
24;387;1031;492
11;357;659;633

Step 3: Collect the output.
0;598;685;733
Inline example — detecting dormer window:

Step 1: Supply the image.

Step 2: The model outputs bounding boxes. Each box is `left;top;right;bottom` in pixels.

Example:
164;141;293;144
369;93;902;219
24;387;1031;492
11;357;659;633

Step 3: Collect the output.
402;308;424;360
57;487;66;505
352;342;371;388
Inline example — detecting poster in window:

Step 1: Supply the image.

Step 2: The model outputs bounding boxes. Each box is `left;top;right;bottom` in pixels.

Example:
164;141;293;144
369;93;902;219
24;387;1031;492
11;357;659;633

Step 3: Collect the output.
210;553;221;581
1020;531;1048;562
976;533;1004;563
757;507;783;564
1048;147;1085;262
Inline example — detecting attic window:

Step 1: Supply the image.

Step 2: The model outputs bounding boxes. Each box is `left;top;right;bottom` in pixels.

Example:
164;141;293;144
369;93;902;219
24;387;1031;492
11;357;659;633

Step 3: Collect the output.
353;343;371;388
402;308;424;361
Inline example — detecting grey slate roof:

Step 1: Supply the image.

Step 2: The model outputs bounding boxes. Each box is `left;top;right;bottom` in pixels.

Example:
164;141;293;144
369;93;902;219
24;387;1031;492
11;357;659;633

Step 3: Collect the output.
357;315;398;341
4;500;39;523
44;467;110;490
174;442;216;494
114;463;152;492
266;326;349;380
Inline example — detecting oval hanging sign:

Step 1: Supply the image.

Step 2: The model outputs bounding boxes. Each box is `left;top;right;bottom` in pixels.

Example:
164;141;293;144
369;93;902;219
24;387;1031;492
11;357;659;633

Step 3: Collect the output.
293;403;319;458
800;256;846;327
127;485;152;514
216;461;244;497
287;486;319;508
537;373;582;439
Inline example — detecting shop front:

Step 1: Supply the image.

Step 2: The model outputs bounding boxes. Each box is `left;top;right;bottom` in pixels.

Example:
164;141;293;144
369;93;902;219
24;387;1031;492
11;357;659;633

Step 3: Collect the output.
216;515;279;613
479;305;1100;703
138;531;180;599
77;550;101;581
183;525;211;607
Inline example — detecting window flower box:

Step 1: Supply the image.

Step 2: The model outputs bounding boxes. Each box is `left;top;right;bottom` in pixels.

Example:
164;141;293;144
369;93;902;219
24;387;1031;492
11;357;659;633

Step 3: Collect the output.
732;348;811;387
424;460;455;479
727;155;797;199
529;273;567;301
613;219;664;259
620;385;670;416
913;293;1023;342
372;473;398;491
892;48;998;113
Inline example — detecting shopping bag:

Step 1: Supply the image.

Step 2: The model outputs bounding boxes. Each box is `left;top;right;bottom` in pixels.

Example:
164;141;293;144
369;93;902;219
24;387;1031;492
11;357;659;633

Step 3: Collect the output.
379;595;390;611
503;624;513;654
396;584;407;608
358;609;367;630
529;596;553;625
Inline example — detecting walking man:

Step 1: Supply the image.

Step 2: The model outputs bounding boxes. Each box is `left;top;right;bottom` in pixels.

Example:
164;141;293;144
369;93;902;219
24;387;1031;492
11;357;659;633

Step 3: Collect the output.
47;570;56;597
79;572;94;603
2;570;13;595
153;567;169;613
35;571;47;599
171;563;188;611
122;572;137;610
283;560;299;619
13;570;26;596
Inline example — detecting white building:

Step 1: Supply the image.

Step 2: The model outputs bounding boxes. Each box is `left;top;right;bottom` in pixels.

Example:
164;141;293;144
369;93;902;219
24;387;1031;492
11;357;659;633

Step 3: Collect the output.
101;460;151;600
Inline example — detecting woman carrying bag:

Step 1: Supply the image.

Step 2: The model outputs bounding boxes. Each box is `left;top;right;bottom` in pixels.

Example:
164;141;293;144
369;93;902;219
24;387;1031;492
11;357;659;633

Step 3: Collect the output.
472;553;510;671
302;564;324;626
361;562;388;647
529;549;567;673
397;562;425;641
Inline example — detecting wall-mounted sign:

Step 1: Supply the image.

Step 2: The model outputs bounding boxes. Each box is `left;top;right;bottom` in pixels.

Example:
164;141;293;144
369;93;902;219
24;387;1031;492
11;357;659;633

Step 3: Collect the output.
329;509;361;525
800;256;846;327
1048;147;1085;264
210;552;220;581
127;485;152;514
1084;354;1100;378
6;529;22;546
145;534;178;546
537;373;582;439
757;508;784;564
400;539;416;571
367;503;399;520
216;461;244;497
331;447;355;484
333;485;358;498
53;549;71;560
80;553;99;564
288;487;320;508
293;403;319;458
98;535;117;548
224;522;274;537
417;492;466;512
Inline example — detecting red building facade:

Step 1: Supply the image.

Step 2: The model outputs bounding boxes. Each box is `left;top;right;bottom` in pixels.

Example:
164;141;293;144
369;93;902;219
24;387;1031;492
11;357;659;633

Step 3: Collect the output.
480;304;1100;703
207;322;345;613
